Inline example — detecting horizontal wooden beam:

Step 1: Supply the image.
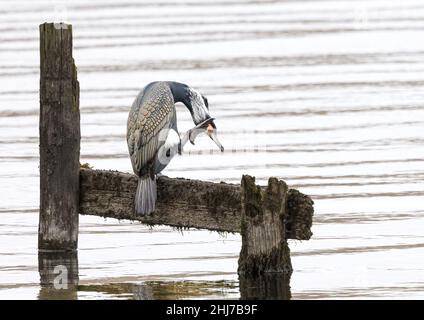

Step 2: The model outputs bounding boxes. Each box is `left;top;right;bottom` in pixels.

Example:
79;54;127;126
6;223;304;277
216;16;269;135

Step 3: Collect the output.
79;169;313;240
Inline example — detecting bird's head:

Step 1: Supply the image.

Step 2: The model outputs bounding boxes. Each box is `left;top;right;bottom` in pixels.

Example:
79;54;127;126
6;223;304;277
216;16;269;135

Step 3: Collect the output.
183;88;224;152
183;87;211;125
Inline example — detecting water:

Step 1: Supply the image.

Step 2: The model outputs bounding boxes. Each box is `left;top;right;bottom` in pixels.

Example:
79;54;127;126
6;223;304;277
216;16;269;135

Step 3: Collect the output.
1;0;424;299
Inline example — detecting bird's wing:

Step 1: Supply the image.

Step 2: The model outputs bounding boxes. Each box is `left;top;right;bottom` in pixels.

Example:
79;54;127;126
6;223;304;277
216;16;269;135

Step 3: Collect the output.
127;82;176;176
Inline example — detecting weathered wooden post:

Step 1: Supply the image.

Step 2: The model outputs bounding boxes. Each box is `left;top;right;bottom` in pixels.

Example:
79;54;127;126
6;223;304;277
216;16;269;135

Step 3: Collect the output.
238;175;292;274
238;175;293;299
39;22;80;252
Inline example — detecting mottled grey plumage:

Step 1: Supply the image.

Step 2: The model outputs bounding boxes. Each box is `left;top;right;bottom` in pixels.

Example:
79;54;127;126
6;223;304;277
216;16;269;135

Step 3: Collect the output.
127;82;177;177
127;82;178;215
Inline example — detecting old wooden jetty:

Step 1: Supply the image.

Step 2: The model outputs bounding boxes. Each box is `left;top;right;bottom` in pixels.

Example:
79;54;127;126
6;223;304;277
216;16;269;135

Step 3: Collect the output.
38;23;313;299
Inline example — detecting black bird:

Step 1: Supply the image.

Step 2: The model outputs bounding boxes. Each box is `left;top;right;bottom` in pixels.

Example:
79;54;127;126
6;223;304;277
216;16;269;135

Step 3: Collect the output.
127;81;224;215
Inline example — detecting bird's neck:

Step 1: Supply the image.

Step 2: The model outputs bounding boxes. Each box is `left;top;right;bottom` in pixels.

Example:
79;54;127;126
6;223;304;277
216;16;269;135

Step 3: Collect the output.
168;81;190;104
168;81;195;119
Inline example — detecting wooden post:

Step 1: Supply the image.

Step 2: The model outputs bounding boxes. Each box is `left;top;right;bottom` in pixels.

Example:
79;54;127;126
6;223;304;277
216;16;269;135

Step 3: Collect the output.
238;175;292;275
39;23;80;251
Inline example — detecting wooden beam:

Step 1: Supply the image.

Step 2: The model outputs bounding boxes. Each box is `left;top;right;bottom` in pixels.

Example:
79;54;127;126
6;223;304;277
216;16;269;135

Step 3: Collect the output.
39;23;80;251
79;169;313;240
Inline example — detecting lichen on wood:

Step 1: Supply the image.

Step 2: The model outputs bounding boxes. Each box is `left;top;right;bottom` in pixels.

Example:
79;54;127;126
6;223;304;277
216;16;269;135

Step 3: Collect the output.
286;189;314;240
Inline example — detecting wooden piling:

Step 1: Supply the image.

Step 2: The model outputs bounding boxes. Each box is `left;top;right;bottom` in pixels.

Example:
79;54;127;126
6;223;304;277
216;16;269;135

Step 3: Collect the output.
39;23;80;251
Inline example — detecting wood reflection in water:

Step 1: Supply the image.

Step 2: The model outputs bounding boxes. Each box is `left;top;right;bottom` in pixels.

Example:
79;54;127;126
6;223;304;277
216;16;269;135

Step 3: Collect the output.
38;251;79;300
37;249;290;299
239;273;291;300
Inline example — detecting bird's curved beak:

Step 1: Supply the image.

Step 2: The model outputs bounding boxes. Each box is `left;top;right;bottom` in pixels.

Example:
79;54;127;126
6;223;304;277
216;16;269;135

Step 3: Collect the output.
207;124;224;152
189;118;224;152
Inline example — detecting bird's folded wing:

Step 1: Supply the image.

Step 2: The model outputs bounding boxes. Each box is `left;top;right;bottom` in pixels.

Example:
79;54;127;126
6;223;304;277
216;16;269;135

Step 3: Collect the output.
128;84;175;175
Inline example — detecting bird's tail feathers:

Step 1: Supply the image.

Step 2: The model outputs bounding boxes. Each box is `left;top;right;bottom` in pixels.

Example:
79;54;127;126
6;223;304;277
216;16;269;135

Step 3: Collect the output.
135;176;157;216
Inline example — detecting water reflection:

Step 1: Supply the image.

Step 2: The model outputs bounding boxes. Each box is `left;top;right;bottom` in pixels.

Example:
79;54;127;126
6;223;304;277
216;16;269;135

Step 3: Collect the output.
37;251;291;299
38;251;79;300
239;273;291;300
78;281;238;300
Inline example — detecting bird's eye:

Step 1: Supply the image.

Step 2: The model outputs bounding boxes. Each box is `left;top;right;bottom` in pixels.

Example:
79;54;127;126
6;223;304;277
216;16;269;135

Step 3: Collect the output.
202;95;209;109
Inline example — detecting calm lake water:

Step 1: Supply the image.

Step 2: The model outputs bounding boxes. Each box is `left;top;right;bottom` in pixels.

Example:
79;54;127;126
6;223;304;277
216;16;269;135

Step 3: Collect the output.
1;0;424;299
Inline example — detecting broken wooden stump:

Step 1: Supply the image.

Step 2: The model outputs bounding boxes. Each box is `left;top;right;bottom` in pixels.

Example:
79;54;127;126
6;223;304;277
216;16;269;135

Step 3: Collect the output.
238;175;292;275
237;175;294;299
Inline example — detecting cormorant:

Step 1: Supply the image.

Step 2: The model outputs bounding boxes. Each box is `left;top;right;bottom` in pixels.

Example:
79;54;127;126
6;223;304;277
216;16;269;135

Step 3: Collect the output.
127;81;224;215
